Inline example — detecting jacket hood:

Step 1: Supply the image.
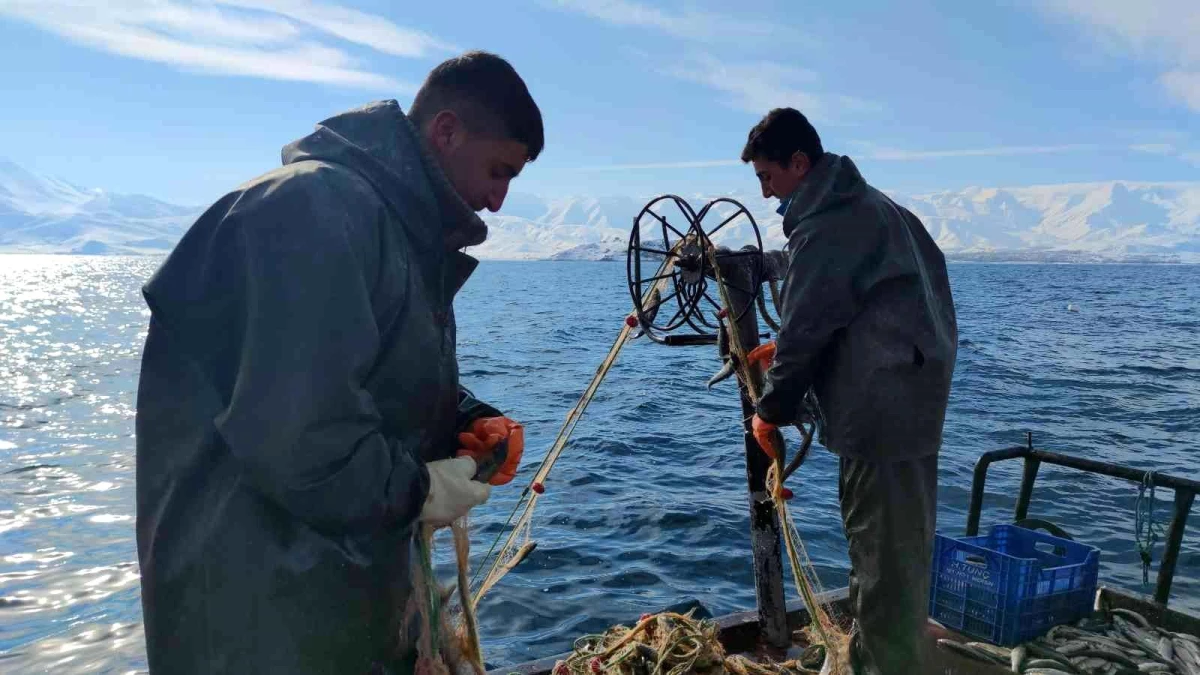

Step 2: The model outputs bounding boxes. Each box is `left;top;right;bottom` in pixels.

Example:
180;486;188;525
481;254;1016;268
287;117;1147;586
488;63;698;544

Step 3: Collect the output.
281;99;488;250
781;153;868;238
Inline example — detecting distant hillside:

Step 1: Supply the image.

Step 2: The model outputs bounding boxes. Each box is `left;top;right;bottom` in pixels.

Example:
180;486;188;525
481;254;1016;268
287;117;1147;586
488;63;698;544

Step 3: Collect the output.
0;159;200;255
3;158;1197;262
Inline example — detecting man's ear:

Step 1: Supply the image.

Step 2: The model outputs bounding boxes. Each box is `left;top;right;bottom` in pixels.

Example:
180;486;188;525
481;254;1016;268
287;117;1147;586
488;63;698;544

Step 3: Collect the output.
790;150;811;177
427;110;465;154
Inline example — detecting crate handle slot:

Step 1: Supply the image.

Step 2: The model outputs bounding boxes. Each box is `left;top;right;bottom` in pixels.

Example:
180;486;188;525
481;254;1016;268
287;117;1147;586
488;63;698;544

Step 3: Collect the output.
1035;542;1066;557
963;554;988;567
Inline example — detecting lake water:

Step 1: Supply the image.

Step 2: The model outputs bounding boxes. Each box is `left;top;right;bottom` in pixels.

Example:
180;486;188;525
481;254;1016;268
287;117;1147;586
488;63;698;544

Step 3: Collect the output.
0;255;1197;673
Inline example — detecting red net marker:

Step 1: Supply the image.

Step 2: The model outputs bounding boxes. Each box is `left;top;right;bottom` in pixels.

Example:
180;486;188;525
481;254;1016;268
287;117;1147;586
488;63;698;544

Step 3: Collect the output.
716;308;728;320
625;315;638;328
531;482;545;494
781;487;794;500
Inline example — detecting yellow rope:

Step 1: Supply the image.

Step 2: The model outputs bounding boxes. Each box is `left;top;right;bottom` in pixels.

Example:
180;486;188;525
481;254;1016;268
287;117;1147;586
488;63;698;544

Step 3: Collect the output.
470;236;693;610
552;611;825;675
700;238;849;675
418;227;846;674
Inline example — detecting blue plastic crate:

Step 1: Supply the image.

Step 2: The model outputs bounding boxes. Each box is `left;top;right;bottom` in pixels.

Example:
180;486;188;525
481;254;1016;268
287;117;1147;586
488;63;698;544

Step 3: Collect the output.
928;524;1099;646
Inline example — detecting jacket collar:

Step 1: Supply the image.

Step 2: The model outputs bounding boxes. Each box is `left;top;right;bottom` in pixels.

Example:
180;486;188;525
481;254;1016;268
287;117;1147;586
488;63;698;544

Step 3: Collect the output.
780;153;868;237
281;100;489;254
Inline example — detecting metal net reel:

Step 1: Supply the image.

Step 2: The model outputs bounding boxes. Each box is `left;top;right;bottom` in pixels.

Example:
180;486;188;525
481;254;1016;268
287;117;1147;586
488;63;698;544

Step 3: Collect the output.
625;195;779;344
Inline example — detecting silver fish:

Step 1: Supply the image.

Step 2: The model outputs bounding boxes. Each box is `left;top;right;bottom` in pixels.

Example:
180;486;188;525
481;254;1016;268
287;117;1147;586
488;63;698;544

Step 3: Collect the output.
937;638;1002;665
1024;658;1073;672
1013;644;1028;673
966;641;1013;662
1159;637;1174;663
1076;648;1138;668
1173;632;1200;646
1027;641;1080;671
1111;609;1153;631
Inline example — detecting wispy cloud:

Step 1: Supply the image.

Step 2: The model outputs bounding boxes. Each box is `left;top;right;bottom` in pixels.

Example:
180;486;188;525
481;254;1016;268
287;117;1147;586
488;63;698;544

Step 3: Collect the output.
540;0;776;41
214;0;456;57
0;0;452;90
564;143;1101;172
864;144;1096;160
1160;71;1200;112
1130;143;1176;155
565;159;741;172
1034;0;1200;112
658;54;879;122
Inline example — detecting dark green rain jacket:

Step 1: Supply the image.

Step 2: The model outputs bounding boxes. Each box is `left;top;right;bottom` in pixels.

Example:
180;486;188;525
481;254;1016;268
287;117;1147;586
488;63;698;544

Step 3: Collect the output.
134;100;501;674
756;153;958;462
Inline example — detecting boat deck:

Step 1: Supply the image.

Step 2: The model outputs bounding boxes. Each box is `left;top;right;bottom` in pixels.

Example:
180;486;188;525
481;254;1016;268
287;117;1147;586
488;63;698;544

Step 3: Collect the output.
489;587;1200;675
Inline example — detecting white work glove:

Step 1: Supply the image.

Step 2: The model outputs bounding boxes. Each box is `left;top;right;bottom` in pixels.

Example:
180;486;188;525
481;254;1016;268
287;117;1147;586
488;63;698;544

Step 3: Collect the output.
419;456;491;527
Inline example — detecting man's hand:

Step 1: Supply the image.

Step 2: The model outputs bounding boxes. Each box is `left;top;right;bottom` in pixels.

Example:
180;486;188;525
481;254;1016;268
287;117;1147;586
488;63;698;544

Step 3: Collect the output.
752;414;784;460
456;416;524;485
746;341;777;370
420;457;490;527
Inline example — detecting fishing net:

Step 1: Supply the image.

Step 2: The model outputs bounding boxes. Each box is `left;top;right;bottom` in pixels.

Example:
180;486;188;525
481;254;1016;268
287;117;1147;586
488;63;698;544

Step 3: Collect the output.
551;611;829;675
405;237;852;674
403;521;488;675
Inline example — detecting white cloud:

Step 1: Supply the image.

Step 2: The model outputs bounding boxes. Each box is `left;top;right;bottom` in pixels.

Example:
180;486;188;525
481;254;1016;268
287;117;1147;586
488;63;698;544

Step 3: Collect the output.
566;159;741;171
541;0;776;41
658;54;878;122
1160;71;1200;112
1035;0;1200;112
865;144;1096;161
563;143;1103;171
0;0;451;91
214;0;456;57
1130;143;1176;155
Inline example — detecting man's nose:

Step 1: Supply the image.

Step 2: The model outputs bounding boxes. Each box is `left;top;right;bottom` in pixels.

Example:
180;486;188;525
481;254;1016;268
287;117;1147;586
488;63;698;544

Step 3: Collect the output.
486;182;509;213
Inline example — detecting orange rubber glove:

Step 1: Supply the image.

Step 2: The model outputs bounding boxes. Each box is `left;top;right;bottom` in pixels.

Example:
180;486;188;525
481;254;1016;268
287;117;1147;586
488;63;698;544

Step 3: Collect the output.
746;341;777;370
456;416;524;486
752;414;784;460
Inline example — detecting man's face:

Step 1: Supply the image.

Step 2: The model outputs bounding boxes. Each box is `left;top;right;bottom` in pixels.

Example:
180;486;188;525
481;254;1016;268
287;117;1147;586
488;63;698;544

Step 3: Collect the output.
426;111;528;213
751;152;809;201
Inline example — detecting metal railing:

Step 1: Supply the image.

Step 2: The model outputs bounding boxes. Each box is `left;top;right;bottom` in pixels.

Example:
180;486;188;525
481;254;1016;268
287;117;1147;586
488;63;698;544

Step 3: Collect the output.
965;433;1199;606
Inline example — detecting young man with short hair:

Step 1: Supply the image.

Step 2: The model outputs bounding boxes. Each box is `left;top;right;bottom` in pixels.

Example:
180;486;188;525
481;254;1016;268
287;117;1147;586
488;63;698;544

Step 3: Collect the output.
740;107;958;675
135;51;541;674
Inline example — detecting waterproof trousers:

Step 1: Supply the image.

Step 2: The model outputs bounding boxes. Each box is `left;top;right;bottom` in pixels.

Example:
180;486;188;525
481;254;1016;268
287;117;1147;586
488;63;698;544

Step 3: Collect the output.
839;453;939;675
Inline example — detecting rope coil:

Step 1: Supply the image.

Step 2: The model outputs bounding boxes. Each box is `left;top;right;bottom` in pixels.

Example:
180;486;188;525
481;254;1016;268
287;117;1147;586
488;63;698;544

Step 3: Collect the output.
1134;471;1165;585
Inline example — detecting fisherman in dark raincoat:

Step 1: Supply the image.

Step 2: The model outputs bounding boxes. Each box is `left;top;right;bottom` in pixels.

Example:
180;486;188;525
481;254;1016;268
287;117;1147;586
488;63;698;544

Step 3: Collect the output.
738;108;958;674
134;51;542;674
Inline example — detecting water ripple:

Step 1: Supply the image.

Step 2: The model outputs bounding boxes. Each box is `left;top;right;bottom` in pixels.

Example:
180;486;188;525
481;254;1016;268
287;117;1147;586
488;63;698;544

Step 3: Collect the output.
1;256;1197;671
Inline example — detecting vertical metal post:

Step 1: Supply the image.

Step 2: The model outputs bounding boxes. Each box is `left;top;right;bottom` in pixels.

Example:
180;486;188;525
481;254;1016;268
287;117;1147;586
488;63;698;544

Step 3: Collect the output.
1014;457;1042;523
1155;489;1196;606
966;460;990;537
725;255;789;650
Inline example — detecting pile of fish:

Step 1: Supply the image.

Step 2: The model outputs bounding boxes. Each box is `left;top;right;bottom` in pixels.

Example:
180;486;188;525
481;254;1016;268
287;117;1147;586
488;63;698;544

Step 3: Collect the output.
936;608;1200;674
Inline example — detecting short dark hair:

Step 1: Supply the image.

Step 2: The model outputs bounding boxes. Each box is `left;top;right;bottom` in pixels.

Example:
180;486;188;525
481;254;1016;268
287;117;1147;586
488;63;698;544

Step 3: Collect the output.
740;107;823;166
409;50;545;162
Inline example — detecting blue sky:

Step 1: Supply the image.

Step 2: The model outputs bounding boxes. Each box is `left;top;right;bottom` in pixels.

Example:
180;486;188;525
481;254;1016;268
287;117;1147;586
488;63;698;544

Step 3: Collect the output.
0;0;1197;207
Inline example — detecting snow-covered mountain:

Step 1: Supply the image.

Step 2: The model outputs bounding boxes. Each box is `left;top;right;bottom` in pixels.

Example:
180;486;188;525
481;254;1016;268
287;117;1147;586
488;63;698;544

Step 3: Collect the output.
473;182;1200;263
0;159;201;255
2;158;1197;262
